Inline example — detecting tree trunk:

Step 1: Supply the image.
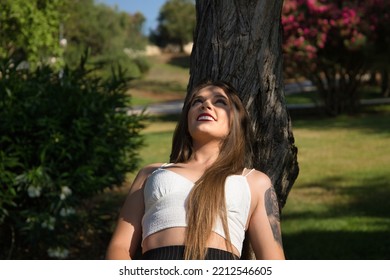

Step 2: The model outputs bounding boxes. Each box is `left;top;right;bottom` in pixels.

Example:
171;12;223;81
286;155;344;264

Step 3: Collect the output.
382;68;389;98
187;0;299;258
303;54;365;116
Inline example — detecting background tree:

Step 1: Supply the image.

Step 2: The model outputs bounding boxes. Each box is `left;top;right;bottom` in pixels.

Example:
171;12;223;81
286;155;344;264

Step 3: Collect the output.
150;0;196;52
188;0;299;259
61;0;149;77
0;0;149;76
282;0;390;115
364;1;390;97
0;0;64;67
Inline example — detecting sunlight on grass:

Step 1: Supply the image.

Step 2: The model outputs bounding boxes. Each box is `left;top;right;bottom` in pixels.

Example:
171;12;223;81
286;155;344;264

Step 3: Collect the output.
125;118;176;183
281;109;390;259
128;55;189;106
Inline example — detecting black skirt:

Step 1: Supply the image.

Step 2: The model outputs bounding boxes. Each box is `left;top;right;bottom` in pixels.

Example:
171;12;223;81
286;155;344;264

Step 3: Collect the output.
142;245;239;260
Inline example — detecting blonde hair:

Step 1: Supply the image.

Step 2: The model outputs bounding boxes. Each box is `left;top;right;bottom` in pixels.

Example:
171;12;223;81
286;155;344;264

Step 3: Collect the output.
170;80;253;259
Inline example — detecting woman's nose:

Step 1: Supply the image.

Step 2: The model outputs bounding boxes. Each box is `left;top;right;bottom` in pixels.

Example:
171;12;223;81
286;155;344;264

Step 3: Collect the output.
201;100;212;110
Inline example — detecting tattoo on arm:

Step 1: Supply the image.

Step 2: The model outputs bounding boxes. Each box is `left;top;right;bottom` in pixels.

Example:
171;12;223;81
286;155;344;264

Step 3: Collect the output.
265;187;283;246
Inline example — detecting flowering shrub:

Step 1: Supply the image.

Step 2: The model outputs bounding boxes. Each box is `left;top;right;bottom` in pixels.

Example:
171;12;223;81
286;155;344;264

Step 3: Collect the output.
0;57;145;259
282;0;390;115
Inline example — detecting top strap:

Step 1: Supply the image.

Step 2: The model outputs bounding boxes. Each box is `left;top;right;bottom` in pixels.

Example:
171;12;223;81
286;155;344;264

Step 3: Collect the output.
160;163;174;169
242;168;255;177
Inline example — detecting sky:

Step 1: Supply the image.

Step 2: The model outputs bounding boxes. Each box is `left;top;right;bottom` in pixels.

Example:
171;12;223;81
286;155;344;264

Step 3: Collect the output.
98;0;167;34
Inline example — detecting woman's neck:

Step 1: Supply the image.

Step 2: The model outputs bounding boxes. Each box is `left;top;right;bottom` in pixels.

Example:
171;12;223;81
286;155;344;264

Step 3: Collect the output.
189;141;221;167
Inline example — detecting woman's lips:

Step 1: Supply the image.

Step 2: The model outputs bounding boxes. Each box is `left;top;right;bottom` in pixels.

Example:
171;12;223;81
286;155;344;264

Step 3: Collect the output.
197;113;216;121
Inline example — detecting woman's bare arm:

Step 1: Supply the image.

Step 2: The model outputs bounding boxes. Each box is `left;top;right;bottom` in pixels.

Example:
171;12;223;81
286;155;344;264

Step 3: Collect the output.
247;171;285;260
105;164;161;259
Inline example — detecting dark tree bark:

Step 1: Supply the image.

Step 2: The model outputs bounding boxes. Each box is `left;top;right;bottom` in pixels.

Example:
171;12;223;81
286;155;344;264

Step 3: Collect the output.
186;0;299;258
381;69;389;98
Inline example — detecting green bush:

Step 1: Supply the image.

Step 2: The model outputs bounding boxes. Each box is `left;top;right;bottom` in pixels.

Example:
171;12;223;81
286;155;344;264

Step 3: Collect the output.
74;49;150;80
0;57;145;259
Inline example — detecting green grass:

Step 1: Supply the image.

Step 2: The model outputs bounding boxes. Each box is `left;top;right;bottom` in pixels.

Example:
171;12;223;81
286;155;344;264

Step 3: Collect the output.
286;91;321;105
282;106;390;259
285;84;385;106
139;114;179;164
128;55;190;106
125;106;390;260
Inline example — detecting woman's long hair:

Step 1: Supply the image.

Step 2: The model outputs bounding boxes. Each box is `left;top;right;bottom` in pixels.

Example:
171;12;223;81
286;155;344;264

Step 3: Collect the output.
170;80;253;259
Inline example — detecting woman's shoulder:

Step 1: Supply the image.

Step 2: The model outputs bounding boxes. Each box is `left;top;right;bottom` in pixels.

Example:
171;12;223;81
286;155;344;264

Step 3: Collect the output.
129;163;165;192
245;169;276;218
245;169;273;194
138;162;165;177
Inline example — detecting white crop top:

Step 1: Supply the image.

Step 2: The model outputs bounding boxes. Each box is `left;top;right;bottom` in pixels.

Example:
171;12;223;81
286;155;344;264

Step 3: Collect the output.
141;164;252;255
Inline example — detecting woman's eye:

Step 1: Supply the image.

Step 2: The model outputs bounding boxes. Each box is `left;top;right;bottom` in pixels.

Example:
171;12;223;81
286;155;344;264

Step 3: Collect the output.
191;99;202;106
215;99;227;105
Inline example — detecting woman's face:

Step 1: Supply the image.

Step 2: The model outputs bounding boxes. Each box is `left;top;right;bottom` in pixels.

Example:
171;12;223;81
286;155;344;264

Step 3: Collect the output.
187;85;232;142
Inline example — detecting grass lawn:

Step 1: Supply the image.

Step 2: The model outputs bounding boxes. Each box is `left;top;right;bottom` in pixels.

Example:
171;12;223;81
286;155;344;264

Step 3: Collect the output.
120;105;390;260
285;84;385;105
282;105;390;259
129;54;190;106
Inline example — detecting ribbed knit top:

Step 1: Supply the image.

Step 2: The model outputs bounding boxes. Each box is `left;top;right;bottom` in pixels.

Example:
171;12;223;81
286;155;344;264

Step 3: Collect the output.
142;164;252;255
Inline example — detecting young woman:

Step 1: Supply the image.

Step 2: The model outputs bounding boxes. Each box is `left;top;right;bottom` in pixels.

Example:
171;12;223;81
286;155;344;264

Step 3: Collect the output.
106;80;285;260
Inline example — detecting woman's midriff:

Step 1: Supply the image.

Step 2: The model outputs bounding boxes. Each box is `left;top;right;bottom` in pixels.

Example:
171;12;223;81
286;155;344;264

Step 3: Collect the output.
142;227;240;257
